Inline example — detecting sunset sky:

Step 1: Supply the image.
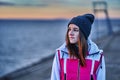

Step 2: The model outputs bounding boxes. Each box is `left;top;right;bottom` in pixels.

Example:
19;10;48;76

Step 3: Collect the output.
0;0;120;19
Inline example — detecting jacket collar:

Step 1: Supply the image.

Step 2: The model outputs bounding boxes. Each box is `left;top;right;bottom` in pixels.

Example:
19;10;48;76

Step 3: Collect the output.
57;39;103;55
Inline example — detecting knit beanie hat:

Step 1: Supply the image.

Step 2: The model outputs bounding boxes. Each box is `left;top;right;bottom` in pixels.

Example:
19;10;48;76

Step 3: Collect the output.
68;14;94;40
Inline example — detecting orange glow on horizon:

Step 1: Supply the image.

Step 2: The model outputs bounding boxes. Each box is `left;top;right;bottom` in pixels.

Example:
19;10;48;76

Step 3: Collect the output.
0;6;92;19
0;6;119;19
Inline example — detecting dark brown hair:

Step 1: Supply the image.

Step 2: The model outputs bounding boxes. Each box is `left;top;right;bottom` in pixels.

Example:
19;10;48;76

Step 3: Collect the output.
66;28;88;66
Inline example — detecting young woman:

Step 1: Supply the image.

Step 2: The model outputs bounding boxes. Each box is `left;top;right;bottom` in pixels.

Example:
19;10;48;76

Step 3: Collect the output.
51;14;105;80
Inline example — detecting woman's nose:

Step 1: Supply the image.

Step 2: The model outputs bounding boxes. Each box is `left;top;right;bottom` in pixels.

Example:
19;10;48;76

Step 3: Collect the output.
69;30;74;36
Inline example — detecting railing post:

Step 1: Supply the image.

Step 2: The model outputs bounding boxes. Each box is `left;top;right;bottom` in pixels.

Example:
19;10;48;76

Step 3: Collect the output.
92;0;113;36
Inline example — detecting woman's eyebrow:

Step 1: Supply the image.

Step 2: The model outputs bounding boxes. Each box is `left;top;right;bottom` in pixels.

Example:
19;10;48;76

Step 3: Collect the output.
74;28;79;30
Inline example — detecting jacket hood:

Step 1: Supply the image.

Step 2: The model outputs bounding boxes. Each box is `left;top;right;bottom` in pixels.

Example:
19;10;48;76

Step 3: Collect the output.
57;39;103;55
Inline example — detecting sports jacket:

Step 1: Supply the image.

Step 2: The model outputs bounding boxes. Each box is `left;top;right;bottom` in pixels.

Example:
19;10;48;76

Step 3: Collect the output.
51;39;105;80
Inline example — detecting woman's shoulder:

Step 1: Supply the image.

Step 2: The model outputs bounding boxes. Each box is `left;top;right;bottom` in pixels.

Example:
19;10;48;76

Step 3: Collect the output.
88;39;103;54
56;43;68;52
55;43;69;58
87;39;103;61
87;51;103;61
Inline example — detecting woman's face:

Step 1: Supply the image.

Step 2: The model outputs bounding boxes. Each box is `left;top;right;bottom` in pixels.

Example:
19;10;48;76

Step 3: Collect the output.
68;24;79;44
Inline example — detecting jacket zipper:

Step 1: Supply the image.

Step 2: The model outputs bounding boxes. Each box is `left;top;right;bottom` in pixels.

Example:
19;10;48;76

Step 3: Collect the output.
78;59;80;80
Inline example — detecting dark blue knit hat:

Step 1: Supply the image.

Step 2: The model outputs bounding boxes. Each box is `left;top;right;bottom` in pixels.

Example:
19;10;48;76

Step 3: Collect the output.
68;14;94;40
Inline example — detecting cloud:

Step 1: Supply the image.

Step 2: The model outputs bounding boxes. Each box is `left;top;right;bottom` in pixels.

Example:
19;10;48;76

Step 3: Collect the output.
0;1;15;6
0;0;48;6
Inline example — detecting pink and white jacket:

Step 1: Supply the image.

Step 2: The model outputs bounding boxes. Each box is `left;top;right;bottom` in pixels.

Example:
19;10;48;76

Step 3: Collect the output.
51;39;106;80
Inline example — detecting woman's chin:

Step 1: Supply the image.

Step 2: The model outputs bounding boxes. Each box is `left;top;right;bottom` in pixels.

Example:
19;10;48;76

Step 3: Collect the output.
70;41;76;44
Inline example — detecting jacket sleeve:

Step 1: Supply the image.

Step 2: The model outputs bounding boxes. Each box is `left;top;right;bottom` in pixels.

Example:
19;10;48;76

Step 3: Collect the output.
51;51;60;80
97;55;106;80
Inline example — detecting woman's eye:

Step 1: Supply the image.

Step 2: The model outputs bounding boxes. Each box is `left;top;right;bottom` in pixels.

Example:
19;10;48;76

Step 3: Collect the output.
68;28;79;32
68;28;71;31
74;29;79;32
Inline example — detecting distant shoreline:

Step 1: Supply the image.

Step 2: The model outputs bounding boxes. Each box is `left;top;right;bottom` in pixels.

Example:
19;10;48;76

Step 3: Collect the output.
0;18;69;23
0;18;119;21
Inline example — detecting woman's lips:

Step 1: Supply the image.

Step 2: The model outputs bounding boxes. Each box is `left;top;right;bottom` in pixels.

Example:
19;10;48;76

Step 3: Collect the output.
69;37;74;39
